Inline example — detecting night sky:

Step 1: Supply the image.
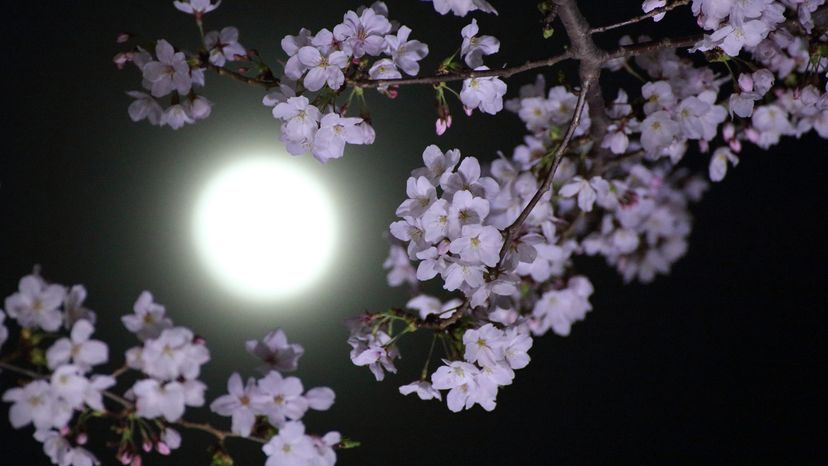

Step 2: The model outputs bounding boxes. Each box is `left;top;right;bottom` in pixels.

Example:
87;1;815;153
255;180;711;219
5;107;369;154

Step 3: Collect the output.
1;1;827;464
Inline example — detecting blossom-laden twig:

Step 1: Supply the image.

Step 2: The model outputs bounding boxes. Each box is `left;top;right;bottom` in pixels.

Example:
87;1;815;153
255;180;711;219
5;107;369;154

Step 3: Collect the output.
0;274;350;466
114;0;828;429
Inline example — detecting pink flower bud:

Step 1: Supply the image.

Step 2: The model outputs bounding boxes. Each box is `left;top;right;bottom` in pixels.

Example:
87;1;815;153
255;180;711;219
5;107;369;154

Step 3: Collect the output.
142;441;152;452
463;105;473;116
76;432;88;445
729;138;742;153
738;73;754;92
723;123;735;141
116;33;132;44
119;452;132;465
156;442;171;456
132;455;142;466
745;127;760;144
113;52;133;70
436;118;448;136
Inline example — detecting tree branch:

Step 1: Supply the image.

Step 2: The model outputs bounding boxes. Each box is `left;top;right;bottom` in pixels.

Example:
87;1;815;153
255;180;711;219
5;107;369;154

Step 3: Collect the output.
496;79;592;268
348;52;573;89
0;360;267;446
589;0;691;34
206;62;280;88
606;34;703;60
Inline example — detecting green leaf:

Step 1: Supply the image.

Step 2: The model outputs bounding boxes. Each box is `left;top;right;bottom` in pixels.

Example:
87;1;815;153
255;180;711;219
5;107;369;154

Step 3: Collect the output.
338;437;362;449
210;451;234;466
543;27;555;39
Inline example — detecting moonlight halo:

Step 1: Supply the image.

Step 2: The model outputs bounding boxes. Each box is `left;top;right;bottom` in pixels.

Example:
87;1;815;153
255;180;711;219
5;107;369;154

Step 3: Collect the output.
192;155;337;301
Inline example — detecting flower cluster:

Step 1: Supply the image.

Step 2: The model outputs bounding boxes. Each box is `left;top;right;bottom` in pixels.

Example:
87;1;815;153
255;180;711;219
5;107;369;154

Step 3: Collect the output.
427;323;532;412
122;293;210;424
2;273;111;465
686;0;786;56
121;39;212;130
0;270;347;465
264;2;429;162
210;330;338;466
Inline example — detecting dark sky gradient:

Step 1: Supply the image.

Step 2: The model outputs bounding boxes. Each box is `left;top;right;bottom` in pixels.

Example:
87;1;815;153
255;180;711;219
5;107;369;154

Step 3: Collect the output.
1;1;827;464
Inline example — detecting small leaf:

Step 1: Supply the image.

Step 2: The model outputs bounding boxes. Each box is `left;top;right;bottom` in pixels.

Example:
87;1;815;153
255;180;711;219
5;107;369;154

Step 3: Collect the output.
210;451;234;466
337;438;361;449
543;27;555;39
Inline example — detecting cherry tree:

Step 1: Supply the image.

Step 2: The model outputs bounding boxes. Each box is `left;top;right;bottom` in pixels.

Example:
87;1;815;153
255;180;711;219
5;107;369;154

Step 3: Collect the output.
3;0;828;464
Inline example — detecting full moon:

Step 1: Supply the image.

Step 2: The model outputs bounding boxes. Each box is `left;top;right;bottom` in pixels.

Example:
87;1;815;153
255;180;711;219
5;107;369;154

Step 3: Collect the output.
193;156;337;300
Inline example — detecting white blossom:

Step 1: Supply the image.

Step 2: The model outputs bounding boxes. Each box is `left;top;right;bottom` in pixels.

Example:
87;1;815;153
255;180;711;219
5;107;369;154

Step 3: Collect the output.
427;0;498;16
297;46;348;92
399;380;442;400
46;320;108;371
3;380;66;430
312;113;366;163
122;291;172;341
209;373;267;437
460;19;500;68
246;329;304;373
4;274;65;332
132;379;187;422
262;421;316;466
256;371;309;426
709;146;739;181
460;69;507;115
384;26;429;75
173;0;221;16
204;27;246;66
142;40;192;98
334;8;392;58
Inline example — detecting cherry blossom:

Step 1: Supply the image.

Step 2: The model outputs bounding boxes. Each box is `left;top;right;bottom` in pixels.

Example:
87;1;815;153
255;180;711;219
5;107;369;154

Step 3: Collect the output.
384;26;429;75
46;320;108;371
262;421;316;466
399;380;442;400
173;0;221;16
4;273;65;332
142;40;192;98
460;70;508;115
245;328;305;373
426;0;498;17
460;19;500;68
121;291;172;341
297;47;348;92
204;27;246;67
209;373;267;437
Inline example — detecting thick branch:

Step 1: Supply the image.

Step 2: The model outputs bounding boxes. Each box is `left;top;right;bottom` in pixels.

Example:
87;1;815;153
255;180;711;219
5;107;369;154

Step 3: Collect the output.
556;0;611;167
589;0;691;34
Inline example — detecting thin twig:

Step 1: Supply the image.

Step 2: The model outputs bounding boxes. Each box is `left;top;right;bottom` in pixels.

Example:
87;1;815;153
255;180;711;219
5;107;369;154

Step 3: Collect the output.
0;360;267;445
206;63;280;88
589;0;691;34
495;79;592;268
348;52;573;89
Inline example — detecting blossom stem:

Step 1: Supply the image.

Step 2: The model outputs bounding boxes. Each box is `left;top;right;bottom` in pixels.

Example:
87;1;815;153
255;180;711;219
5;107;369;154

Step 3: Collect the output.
420;334;438;380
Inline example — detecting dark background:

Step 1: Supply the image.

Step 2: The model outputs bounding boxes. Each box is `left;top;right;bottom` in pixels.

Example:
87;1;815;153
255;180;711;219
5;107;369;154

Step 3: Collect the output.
1;1;826;464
